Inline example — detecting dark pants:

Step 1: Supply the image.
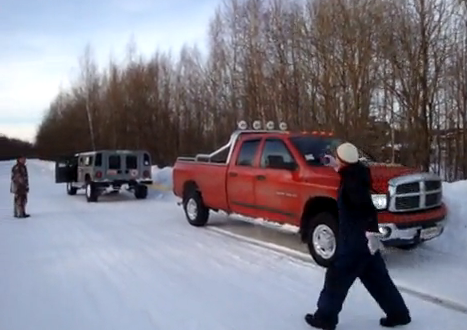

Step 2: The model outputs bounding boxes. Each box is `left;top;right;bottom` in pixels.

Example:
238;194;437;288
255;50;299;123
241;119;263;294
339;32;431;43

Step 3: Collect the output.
14;193;27;217
315;251;409;326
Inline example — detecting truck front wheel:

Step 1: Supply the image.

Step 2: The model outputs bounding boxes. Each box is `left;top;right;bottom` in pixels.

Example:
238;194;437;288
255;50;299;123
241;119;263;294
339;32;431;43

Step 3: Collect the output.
66;182;77;195
307;212;338;268
183;190;209;227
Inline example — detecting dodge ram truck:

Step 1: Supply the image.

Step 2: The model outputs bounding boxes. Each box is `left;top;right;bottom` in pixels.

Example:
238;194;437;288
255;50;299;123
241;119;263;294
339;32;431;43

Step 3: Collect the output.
173;122;447;267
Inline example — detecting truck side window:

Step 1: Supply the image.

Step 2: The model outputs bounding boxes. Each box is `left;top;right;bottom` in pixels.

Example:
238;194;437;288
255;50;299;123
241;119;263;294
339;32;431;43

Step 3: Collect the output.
109;155;121;170
260;139;295;168
95;153;102;167
84;156;93;166
236;139;261;166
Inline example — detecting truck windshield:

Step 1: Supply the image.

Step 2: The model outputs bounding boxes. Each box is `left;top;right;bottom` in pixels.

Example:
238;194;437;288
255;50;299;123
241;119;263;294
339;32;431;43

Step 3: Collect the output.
289;136;375;165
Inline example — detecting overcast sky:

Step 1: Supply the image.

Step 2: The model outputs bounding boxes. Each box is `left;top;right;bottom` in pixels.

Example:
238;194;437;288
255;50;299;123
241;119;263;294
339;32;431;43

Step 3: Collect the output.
0;0;215;142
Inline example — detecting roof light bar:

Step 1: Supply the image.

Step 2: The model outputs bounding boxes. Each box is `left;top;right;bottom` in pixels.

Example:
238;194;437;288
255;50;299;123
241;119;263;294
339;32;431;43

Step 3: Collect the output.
236;120;288;131
252;120;261;130
237;120;248;130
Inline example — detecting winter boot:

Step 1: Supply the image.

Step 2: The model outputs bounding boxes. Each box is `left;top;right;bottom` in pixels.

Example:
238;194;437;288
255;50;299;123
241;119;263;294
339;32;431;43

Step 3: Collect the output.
304;314;336;330
380;314;411;327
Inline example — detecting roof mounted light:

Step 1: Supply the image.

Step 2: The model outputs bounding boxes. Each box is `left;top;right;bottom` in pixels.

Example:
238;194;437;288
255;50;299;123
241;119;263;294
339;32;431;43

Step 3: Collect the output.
279;122;287;131
252;120;261;130
237;120;247;130
266;121;274;130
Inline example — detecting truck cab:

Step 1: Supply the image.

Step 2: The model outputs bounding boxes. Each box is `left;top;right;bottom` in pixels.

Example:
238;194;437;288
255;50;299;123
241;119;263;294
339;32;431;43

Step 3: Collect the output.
55;150;153;202
173;121;447;268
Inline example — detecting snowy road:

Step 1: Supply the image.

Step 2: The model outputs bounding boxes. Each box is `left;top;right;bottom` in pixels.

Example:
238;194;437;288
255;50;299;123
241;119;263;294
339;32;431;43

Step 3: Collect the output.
207;213;467;310
0;160;466;330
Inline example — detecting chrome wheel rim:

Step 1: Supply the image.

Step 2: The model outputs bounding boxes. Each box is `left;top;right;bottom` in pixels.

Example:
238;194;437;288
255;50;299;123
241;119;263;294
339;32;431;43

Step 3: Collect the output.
312;224;336;260
186;198;198;220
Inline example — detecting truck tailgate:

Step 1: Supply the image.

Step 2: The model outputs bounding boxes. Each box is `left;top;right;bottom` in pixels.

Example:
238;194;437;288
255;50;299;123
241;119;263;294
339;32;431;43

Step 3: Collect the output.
173;161;229;211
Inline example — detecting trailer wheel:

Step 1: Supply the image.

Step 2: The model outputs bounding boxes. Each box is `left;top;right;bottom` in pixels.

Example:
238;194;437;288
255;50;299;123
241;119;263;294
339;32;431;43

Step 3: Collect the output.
307;212;338;268
183;189;209;227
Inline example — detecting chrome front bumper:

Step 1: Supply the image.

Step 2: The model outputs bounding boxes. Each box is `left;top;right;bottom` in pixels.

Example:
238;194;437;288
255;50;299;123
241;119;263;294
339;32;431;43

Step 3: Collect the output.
378;220;446;246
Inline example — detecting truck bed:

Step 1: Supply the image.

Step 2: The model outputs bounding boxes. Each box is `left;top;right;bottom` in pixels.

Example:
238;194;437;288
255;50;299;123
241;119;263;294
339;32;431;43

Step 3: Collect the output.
173;159;230;212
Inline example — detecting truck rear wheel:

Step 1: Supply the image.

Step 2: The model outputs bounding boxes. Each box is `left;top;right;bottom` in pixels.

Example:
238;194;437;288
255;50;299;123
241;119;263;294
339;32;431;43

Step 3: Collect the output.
85;182;99;202
307;212;338;268
183;190;209;227
134;185;148;199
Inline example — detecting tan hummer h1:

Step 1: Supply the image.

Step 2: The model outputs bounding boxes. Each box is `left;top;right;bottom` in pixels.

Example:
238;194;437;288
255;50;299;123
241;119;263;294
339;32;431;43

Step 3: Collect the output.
55;150;153;202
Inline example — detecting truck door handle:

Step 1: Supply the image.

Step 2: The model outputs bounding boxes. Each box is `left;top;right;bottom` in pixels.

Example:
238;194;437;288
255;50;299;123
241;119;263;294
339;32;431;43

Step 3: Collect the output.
229;172;238;177
256;175;266;181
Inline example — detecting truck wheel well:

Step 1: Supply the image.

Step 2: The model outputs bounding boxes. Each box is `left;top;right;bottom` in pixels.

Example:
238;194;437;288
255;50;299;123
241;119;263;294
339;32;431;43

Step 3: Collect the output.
300;197;338;242
183;180;199;199
85;174;91;182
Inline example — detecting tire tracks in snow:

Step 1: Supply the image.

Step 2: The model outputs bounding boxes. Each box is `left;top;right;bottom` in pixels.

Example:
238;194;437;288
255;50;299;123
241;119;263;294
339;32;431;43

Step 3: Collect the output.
207;226;467;316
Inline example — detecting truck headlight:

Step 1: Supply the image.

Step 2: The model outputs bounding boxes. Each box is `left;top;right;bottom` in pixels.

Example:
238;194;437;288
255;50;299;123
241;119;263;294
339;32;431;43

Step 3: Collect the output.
371;194;387;210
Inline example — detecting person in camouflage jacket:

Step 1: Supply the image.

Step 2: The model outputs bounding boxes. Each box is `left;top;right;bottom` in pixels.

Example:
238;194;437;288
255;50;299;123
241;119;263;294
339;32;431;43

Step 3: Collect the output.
10;156;30;218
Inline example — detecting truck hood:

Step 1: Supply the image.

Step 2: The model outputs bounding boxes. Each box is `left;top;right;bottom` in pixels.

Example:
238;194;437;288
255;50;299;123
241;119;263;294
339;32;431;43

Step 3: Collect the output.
367;162;420;194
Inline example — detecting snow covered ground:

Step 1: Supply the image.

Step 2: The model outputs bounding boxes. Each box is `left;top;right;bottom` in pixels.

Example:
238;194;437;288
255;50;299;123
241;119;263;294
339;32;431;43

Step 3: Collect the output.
0;160;466;330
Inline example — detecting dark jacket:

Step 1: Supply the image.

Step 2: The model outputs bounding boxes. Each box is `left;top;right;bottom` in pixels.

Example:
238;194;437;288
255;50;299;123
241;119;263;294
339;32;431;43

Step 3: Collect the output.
336;161;378;253
11;162;29;195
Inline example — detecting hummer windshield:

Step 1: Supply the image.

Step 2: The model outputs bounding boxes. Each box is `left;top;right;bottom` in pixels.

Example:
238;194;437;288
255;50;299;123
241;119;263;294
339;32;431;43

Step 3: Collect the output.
289;135;375;166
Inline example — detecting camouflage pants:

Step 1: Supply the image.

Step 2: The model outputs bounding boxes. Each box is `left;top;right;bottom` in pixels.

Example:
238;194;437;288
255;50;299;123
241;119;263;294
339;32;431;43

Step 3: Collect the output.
14;193;27;217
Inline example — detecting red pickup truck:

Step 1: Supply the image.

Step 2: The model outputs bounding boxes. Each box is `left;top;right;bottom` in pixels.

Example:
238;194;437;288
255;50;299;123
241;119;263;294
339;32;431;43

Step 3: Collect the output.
173;126;447;267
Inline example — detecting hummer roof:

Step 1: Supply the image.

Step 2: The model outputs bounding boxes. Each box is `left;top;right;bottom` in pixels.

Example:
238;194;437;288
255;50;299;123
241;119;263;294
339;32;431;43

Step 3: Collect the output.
74;150;149;157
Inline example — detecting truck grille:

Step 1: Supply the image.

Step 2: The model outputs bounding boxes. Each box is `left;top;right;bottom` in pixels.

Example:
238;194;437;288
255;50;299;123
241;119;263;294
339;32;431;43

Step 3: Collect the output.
396;182;420;194
388;174;443;212
395;196;420;210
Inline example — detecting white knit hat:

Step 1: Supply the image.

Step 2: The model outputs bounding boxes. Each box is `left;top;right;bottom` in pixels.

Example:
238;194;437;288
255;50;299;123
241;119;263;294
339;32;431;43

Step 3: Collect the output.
336;142;359;164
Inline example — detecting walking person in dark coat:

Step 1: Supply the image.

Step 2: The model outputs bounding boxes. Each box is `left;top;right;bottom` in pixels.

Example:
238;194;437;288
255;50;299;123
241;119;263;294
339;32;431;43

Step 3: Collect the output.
10;156;30;218
305;142;411;330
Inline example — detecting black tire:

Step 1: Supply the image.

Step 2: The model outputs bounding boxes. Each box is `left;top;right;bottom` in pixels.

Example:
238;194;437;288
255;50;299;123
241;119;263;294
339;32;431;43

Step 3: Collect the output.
183;189;209;227
306;212;338;268
85;181;98;202
66;182;77;195
134;185;148;199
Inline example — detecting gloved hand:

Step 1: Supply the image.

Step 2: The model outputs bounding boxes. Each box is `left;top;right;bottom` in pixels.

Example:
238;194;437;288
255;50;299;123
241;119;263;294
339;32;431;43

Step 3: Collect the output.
323;155;338;171
365;231;382;255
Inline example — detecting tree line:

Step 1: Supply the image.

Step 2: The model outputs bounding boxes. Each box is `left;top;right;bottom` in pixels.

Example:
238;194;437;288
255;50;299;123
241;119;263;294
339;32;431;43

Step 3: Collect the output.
0;135;35;161
35;0;467;181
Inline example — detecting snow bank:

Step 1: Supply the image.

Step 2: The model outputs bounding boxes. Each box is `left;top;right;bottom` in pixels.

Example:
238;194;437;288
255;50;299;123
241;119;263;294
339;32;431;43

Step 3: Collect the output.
151;166;173;189
432;181;467;255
